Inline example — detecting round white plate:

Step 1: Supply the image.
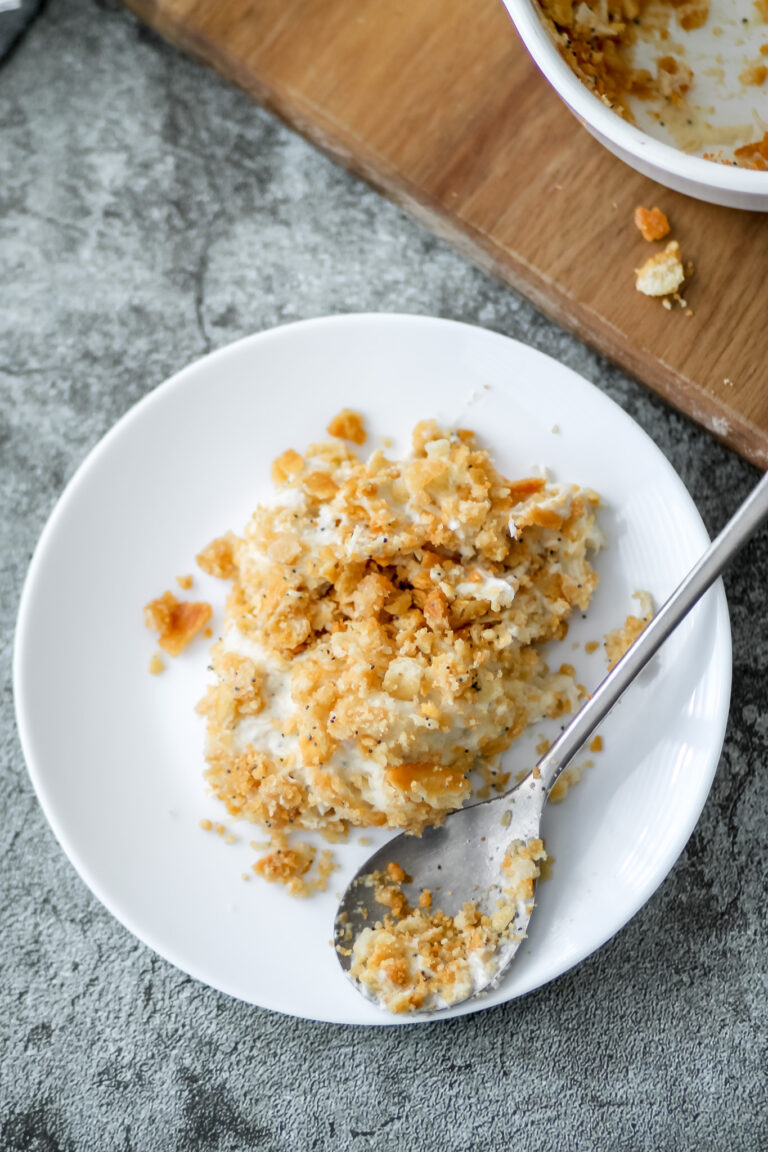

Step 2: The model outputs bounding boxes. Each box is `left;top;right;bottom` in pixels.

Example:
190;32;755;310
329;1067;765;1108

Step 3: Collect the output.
14;315;731;1025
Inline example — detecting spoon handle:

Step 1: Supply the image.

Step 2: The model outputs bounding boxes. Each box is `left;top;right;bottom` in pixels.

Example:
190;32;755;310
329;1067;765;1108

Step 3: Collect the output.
536;468;768;793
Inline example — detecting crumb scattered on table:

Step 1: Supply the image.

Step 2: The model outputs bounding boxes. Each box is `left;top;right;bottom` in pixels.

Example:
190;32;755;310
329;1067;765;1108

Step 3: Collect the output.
634;206;671;242
635;241;685;298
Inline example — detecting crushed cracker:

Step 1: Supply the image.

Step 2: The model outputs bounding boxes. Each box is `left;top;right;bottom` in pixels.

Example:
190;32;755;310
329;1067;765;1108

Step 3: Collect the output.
327;408;366;445
195;416;602;893
634;206;671;242
196;533;238;579
145;591;212;657
604;590;654;668
635;241;685;298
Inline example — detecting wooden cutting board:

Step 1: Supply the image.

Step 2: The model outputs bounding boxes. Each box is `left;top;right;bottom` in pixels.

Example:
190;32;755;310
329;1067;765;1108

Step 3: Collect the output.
124;0;768;467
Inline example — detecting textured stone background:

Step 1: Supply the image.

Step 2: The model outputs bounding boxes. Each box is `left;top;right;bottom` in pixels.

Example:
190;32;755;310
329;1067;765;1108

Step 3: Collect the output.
2;2;766;1148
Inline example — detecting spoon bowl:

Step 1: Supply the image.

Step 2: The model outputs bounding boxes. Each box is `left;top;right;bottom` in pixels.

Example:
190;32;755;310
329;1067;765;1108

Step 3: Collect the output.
334;775;549;1011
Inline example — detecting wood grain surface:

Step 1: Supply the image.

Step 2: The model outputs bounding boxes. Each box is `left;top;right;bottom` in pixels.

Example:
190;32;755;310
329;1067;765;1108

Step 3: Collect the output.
123;0;768;467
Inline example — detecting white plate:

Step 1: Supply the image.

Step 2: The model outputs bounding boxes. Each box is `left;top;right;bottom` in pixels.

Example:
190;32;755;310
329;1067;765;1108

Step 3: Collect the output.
14;315;731;1025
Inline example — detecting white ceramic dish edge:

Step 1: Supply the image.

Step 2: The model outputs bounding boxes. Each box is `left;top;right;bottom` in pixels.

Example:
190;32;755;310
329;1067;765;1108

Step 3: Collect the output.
501;0;768;211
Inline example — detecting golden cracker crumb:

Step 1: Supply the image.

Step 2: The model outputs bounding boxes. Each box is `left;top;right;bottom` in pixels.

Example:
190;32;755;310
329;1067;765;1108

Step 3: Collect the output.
327;408;366;445
636;241;685;298
144;591;212;657
196;533;238;579
634;206;671;242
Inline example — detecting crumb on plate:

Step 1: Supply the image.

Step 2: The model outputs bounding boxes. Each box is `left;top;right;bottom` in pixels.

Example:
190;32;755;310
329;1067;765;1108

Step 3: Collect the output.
655;55;694;103
327;408;366;445
196;532;238;580
604;590;654;668
549;761;587;803
145;591;212;657
253;830;337;897
733;131;768;171
739;62;767;86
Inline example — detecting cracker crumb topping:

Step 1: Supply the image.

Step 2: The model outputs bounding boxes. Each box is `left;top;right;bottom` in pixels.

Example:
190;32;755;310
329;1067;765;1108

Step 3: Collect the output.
145;591;212;656
195;416;602;888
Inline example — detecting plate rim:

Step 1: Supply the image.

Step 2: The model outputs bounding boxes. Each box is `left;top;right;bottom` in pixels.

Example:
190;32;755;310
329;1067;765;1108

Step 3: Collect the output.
13;313;733;1024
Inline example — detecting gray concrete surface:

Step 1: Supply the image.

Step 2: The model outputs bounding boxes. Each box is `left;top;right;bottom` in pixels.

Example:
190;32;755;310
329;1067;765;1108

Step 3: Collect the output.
1;1;766;1148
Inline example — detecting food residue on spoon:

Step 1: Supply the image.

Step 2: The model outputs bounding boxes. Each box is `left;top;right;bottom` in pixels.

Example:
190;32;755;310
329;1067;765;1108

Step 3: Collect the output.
345;839;548;1014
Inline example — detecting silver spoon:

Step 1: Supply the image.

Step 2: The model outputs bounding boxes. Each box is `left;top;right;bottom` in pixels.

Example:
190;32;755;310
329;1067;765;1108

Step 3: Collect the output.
335;469;768;1014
